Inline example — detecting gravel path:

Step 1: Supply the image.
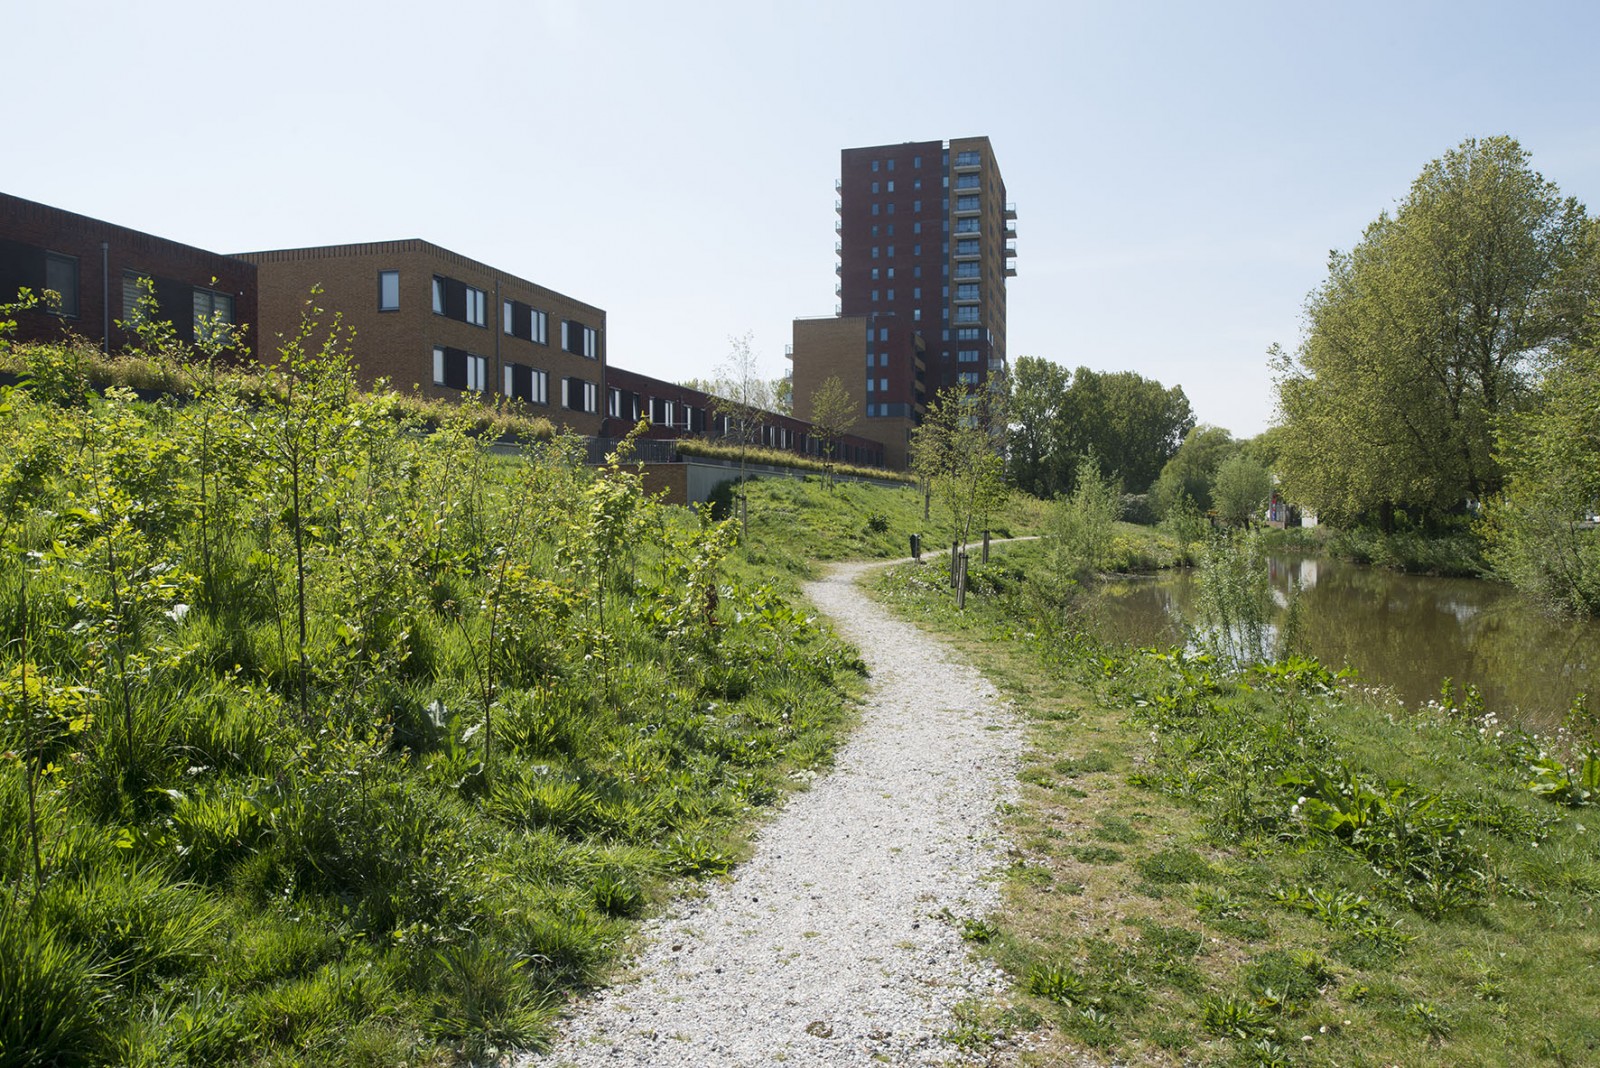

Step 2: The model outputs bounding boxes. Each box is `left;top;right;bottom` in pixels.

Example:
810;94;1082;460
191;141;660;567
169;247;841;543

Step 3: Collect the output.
521;559;1025;1067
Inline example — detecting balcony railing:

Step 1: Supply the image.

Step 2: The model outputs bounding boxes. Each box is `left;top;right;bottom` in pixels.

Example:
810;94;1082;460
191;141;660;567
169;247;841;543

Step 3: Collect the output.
835;178;842;192
835;198;842;214
1004;225;1017;239
1004;202;1017;219
1005;266;1017;277
1005;241;1018;257
835;219;843;234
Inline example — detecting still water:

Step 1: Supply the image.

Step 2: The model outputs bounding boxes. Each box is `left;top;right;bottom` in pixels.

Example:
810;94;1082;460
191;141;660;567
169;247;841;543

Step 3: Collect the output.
1082;555;1600;733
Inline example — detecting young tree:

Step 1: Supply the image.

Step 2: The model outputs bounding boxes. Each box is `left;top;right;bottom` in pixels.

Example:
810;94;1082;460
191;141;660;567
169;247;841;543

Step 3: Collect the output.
1274;136;1591;525
808;375;857;487
912;386;1007;551
709;332;776;538
1152;425;1236;517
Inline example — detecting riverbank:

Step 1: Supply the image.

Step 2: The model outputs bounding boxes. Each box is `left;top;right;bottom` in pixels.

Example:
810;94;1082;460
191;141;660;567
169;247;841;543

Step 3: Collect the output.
870;544;1600;1067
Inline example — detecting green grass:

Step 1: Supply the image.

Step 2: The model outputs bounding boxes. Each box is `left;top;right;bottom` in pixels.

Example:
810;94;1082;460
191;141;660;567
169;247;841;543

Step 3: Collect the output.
0;340;865;1067
868;542;1600;1067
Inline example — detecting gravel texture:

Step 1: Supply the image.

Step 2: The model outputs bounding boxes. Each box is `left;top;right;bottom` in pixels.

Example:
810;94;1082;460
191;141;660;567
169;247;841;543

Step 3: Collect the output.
521;560;1025;1067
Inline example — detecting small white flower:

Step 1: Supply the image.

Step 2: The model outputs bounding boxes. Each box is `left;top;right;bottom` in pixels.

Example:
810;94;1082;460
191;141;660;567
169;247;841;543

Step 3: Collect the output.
165;603;190;623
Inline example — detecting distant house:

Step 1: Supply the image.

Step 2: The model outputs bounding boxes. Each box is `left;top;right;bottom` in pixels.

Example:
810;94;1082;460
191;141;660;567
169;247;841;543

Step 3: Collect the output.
0;192;255;353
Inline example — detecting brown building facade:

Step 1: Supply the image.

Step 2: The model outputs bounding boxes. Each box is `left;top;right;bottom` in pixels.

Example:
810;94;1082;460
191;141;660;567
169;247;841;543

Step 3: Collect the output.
237;240;608;436
792;137;1016;469
0;192;256;353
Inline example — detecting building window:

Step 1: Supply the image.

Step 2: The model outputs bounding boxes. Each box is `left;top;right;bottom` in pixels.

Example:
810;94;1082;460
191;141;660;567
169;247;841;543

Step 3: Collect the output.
956;263;980;279
121;270;152;325
871;268;879;280
503;363;548;404
955;218;980;234
956;284;980;301
956;174;980;191
886;289;894;301
912;243;921;255
379;270;400;311
878;327;887;341
871;160;879;172
432;275;486;326
871;181;879;193
871;289;879;302
887;245;894;257
958;349;980;363
865;379;874;393
564;377;597;412
607;386;622;418
959;371;980;385
562;320;599;359
955;306;980;323
871;247;879;259
957;238;979;256
879;378;889;392
887;159;895;171
503;299;549;344
433;346;487;392
913;308;922;321
956;195;980;212
44;252;78;317
957;327;981;340
193;288;234;342
887;203;895;215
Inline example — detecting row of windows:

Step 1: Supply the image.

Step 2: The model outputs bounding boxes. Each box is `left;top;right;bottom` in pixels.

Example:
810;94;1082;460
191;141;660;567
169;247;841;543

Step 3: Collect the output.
432;346;595;412
867;179;926;194
403;271;597;358
869;157;921;172
33;254;234;343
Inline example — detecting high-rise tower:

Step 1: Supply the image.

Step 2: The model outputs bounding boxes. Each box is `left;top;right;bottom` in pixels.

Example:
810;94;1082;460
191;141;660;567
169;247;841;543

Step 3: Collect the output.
792;137;1015;469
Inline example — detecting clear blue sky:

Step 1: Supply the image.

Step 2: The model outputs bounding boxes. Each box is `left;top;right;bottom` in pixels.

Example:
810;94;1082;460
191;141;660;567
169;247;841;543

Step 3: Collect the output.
9;0;1599;438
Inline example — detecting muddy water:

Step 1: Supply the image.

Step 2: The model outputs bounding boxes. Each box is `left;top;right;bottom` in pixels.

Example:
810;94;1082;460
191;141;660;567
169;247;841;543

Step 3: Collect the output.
1083;555;1600;732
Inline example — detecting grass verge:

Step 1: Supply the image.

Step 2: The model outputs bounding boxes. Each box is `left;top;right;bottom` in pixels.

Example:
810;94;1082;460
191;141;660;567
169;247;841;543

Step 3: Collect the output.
870;539;1600;1067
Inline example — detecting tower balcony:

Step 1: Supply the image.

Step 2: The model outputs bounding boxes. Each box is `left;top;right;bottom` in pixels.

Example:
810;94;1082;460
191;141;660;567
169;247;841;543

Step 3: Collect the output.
1005;241;1018;258
835;178;842;192
1005;266;1017;277
1004;225;1017;240
1004;202;1018;220
835;219;843;234
835;198;842;214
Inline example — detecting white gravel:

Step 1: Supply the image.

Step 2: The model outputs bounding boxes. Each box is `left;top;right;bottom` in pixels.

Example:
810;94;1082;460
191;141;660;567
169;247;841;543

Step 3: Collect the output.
520;560;1025;1067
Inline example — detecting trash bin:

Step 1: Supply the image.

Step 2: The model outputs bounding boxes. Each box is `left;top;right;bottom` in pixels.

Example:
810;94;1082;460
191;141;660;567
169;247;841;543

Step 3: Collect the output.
909;533;921;559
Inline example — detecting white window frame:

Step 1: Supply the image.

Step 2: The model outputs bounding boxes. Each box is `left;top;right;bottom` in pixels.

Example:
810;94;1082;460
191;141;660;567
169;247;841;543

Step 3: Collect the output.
465;286;486;327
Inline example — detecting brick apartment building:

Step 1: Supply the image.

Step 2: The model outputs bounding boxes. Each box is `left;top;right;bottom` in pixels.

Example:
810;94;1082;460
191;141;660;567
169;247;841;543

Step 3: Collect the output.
791;137;1016;469
0;192;256;352
236;240;608;436
2;192;897;477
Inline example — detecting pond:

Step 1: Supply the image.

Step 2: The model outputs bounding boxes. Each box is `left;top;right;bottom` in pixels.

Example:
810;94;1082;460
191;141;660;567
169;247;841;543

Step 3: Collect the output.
1081;554;1600;733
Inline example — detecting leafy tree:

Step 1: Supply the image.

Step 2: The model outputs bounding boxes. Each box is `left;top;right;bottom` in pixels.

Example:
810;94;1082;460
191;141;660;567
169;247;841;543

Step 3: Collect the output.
1152;425;1237;516
807;375;857;487
1212;453;1273;528
1051;454;1122;581
1006;357;1191;498
1483;327;1600;614
1006;355;1072;497
1274;136;1592;525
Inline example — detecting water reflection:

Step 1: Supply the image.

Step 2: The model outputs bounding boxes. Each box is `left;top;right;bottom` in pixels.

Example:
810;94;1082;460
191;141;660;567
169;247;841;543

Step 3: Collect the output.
1082;555;1600;732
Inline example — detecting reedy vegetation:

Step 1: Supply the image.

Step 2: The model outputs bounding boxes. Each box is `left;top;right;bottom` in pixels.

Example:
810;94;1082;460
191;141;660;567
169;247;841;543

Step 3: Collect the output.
0;321;861;1066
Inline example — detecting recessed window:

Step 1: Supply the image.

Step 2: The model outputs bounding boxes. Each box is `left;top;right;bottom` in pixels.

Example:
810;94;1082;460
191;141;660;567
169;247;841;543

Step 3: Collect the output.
503;299;549;344
432;275;486;326
44;252;78;317
379;270;400;311
887;180;895;192
121;270;152;324
561;320;599;359
564;377;597;412
465;286;486;327
193;288;234;342
503;362;548;404
433;346;487;391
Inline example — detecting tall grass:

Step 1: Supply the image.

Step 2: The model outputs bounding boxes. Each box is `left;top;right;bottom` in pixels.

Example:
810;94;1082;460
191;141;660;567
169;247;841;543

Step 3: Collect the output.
0;336;862;1066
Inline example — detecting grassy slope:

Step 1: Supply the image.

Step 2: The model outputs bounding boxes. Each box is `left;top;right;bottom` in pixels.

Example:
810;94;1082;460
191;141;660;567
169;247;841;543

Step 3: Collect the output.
869;539;1600;1068
0;358;870;1067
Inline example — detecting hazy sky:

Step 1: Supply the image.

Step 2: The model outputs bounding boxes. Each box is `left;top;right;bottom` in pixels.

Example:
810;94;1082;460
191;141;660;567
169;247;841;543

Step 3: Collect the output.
9;0;1599;437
